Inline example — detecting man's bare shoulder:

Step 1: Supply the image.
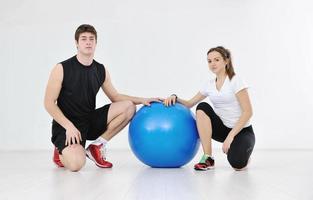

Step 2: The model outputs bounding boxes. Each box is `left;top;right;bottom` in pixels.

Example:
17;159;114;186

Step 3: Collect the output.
49;63;64;81
54;63;63;71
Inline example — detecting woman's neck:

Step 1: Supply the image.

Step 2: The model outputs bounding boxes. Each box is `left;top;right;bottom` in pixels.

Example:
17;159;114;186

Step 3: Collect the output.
216;72;227;82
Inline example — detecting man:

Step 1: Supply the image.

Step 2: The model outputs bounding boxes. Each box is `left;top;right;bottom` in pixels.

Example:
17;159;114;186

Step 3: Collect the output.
44;24;160;172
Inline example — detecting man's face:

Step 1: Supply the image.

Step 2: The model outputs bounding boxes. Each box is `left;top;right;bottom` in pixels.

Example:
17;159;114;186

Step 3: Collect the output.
76;32;97;56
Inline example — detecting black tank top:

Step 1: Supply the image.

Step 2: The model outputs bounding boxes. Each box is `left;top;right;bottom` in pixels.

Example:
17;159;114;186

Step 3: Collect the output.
56;56;105;121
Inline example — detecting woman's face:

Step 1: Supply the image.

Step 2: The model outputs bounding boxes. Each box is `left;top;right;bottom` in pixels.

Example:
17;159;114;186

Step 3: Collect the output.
207;51;228;75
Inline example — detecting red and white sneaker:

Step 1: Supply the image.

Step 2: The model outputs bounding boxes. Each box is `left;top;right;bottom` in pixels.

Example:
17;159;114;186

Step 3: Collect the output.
86;144;113;168
194;157;215;171
53;147;64;168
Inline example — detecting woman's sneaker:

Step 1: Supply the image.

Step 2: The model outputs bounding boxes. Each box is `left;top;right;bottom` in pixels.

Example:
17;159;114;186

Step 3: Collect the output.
194;157;215;171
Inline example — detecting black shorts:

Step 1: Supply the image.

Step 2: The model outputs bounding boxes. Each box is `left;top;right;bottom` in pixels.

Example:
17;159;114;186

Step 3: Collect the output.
51;104;111;154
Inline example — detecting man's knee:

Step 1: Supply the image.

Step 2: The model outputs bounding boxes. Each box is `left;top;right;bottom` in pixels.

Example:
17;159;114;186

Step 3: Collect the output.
126;101;136;118
67;159;85;172
61;145;86;172
119;100;136;119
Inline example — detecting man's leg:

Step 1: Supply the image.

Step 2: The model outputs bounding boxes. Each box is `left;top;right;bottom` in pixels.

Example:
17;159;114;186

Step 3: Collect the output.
59;144;86;172
52;122;87;172
102;100;136;141
86;100;136;168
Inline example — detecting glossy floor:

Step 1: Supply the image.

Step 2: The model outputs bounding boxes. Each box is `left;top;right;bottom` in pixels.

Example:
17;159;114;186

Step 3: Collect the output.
0;149;312;200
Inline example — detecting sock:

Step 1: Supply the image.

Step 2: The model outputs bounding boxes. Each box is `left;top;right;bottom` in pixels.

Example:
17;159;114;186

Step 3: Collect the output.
199;154;213;163
92;137;108;146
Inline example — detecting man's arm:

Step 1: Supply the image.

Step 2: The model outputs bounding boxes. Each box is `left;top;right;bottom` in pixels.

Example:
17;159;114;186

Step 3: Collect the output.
44;64;81;145
101;68;161;105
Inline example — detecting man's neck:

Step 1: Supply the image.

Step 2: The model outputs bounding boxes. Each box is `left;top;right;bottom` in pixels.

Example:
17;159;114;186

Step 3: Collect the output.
76;53;94;66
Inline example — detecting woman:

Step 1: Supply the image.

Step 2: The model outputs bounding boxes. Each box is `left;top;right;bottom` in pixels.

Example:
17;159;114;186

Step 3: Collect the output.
164;46;255;171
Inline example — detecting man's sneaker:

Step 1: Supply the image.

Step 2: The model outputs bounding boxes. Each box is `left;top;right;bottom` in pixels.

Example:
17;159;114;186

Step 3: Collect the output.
53;147;64;168
86;144;113;168
194;157;215;171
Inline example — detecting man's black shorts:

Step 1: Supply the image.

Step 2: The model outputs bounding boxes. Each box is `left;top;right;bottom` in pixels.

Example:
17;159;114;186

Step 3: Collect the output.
51;104;111;154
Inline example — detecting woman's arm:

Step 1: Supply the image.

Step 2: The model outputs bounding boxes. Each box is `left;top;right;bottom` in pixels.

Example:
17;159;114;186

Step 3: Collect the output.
164;92;206;108
222;88;253;153
229;89;253;137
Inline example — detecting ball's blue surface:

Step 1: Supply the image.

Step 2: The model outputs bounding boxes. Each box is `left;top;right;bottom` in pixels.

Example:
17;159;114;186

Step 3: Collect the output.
129;102;200;168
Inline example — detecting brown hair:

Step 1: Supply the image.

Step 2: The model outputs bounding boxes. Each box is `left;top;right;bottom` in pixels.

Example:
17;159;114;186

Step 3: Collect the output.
207;46;235;80
74;24;97;42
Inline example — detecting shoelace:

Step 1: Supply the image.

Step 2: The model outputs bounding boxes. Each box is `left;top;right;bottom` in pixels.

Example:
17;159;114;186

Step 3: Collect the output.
100;145;107;160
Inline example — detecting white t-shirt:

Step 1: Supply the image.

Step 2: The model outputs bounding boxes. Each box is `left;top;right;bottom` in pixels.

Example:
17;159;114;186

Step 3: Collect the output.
199;75;251;128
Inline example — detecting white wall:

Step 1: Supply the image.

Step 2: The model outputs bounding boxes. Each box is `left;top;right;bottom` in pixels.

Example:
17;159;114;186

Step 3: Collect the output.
1;0;313;150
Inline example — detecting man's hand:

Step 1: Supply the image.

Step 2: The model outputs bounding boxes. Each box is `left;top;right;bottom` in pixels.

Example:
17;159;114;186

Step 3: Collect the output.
142;97;163;106
65;124;82;146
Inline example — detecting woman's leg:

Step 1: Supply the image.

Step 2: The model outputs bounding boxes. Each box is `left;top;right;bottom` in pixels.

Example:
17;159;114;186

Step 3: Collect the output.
196;102;230;155
194;102;230;170
196;109;213;155
227;126;255;170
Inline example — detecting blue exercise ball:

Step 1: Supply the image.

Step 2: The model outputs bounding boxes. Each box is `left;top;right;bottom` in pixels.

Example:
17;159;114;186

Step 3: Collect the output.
128;102;200;168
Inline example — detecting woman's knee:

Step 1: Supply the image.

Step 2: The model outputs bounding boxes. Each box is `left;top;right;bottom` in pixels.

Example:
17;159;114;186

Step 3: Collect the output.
227;155;248;171
196;109;207;118
196;102;214;118
196;102;213;119
61;145;86;172
196;102;211;111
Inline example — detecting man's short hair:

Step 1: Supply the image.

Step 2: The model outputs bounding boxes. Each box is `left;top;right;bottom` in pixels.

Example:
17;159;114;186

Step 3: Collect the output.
75;24;97;42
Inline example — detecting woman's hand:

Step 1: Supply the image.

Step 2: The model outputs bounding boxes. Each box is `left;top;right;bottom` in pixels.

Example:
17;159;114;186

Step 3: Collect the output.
222;135;234;154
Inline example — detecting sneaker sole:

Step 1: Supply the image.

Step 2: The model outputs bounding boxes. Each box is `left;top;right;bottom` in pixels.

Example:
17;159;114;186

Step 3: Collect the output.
194;166;214;171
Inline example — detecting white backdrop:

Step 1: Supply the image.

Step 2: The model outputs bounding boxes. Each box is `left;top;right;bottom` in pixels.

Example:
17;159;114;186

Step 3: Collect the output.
1;0;313;150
